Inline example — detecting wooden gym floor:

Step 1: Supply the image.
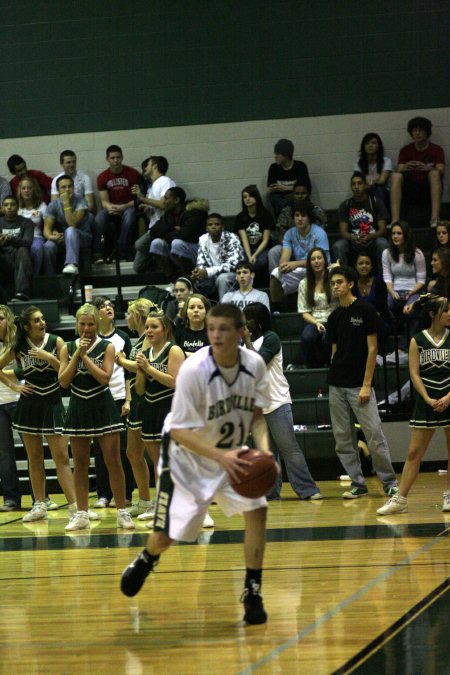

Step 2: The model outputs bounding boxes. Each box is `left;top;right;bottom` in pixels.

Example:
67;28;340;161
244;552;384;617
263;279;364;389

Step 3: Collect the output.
0;473;449;675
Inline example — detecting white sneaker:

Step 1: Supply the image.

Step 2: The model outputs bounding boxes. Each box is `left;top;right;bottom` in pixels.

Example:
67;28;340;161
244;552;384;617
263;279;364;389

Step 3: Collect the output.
88;509;100;521
65;510;90;531
129;499;153;517
62;263;78;274
202;512;215;528
377;494;408;515
117;509;135;530
23;501;48;522
136;502;156;521
442;491;450;512
93;497;109;508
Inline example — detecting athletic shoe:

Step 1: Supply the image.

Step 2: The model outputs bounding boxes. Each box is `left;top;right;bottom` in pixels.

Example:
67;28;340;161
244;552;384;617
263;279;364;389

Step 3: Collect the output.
23;501;48;522
109;498;132;508
309;492;324;500
128;499;153;517
137;502;156;521
65;511;90;531
117;509;135;530
93;497;110;508
45;498;59;510
92;253;104;265
241;581;267;625
342;487;368;499
386;486;399;497
62;263;78;274
88;510;100;521
377;494;408;515
0;501;20;512
430;219;439;229
442;491;450;512
202;512;215;527
385;350;408;365
121;549;155;597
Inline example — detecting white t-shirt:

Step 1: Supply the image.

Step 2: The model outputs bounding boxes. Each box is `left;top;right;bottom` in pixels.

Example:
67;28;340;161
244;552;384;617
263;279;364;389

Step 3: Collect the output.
0;341;20;405
353;156;392;185
222;288;271;311
18;202;47;238
145;175;176;229
252;334;291;414
51;170;94;199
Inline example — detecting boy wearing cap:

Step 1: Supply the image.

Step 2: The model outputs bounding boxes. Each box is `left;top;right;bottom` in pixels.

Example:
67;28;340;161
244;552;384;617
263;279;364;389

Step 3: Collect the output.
266;139;311;216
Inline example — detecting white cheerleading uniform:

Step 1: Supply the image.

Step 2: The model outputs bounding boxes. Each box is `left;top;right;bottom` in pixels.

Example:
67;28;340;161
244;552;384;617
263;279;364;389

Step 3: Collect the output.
155;345;270;541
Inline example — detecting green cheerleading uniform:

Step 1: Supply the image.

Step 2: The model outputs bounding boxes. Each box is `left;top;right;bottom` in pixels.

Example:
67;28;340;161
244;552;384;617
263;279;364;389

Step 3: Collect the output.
64;337;124;437
13;333;66;436
127;333;145;431
141;341;181;442
410;329;450;428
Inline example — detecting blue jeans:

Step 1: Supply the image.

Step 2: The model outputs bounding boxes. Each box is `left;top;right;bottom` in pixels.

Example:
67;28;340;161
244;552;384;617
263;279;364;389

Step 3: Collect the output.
94;208;137;259
300;323;331;368
0;402;21;504
42;219;92;273
265;403;319;499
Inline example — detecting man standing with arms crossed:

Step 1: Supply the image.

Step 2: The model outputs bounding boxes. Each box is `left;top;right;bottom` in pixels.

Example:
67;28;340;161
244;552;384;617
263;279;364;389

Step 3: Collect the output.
121;303;276;624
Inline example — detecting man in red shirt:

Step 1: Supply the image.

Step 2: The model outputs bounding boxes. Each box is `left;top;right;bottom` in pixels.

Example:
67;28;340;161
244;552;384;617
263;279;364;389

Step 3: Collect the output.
7;154;52;203
93;145;140;262
390;117;445;228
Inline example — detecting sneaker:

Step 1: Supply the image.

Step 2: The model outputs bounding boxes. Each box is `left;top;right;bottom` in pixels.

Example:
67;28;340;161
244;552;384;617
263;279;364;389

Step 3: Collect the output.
23;501;48;522
92;253;105;265
88;509;100;521
128;499;153;517
442;491;450;512
386;486;399;497
241;581;267;625
93;497;110;508
45;498;59;511
377;494;408;515
137;502;156;521
202;512;215;527
385;350;408;365
342;487;368;499
121;549;156;597
430;219;439;229
309;492;324;500
0;500;20;512
65;510;90;531
62;263;78;274
117;509;135;530
109;498;132;508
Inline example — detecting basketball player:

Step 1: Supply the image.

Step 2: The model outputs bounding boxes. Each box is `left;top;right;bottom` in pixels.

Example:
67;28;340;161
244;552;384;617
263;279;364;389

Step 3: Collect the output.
121;303;275;624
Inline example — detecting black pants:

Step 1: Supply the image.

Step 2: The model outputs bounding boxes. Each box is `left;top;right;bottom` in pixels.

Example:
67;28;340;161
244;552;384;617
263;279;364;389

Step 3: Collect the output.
0;246;32;297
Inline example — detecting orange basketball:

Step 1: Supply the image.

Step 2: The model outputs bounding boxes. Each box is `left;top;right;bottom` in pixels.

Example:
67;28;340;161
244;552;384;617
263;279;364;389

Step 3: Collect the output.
230;449;278;498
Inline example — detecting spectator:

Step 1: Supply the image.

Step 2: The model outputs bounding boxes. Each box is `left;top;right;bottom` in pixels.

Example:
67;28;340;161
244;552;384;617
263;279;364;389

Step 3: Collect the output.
0;176;11;203
277;181;328;239
137;189;207;278
17;176;47;276
43;175;92;275
51;150;96;213
7;154;52;203
355;133;392;210
353;253;390;354
135;157;153;237
332;171;388;272
191;213;243;300
93;145;140;263
0;196;33;301
234;185;274;285
390;117;445;228
297;247;337;368
267;139;311;216
270;203;330;311
436;221;450;251
165;276;193;322
428;248;450;298
131;156;175;230
222;261;271;310
382;221;426;362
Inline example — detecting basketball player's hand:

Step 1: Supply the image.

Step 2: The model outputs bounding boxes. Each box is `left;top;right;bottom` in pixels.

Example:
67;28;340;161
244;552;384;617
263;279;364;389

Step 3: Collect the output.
218;448;253;484
358;385;371;404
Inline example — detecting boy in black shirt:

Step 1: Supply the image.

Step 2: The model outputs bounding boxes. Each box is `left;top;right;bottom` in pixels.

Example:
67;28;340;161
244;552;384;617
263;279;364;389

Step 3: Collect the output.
327;266;398;499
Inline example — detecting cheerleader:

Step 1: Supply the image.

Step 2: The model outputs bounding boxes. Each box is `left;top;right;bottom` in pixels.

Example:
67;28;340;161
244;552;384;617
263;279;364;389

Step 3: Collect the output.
135;311;185;526
0;306;77;522
378;295;450;515
59;303;133;531
115;298;156;519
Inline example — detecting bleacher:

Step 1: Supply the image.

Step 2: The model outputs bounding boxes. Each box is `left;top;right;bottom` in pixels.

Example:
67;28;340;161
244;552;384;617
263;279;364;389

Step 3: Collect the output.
8;200;450;494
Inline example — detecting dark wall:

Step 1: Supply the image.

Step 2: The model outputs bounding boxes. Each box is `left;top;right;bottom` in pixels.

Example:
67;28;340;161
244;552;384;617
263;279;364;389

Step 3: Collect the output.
1;0;449;139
